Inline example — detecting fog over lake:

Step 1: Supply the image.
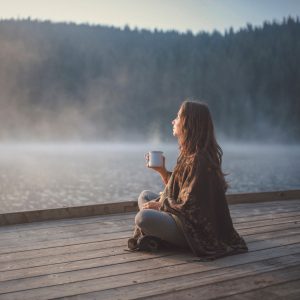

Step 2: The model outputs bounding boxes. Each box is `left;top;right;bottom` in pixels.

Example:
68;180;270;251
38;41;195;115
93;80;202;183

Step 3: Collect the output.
0;142;299;213
0;19;299;214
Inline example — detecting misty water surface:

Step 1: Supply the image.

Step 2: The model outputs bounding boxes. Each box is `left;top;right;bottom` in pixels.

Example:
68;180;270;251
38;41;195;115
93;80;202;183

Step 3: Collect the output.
0;143;299;213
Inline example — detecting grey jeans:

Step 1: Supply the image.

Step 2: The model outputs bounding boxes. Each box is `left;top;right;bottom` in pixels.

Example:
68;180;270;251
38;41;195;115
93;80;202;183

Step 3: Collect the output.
135;190;188;248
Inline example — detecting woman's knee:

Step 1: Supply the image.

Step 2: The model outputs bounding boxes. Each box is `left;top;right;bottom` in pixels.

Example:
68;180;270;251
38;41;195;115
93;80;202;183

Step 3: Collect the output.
138;190;158;201
138;190;159;210
135;210;188;248
135;209;153;230
138;190;151;201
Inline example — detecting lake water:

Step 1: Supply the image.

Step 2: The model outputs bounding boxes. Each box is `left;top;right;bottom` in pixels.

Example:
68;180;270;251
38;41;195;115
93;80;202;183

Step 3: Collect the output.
0;143;300;213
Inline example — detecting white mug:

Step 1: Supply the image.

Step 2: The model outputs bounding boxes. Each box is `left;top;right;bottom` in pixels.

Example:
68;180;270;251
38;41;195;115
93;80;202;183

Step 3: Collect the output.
145;151;164;168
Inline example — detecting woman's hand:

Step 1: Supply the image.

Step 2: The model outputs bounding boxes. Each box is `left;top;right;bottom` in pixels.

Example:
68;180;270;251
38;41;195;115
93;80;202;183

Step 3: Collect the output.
142;201;161;210
145;154;170;185
145;153;166;172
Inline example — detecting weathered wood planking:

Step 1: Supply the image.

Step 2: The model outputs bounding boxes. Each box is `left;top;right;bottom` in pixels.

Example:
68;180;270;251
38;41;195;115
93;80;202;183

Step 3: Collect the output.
0;211;299;244
0;200;299;299
217;280;300;300
0;189;299;225
139;265;300;300
0;233;299;283
0;199;299;235
0;247;299;299
0;201;138;226
227;189;300;204
0;222;299;271
1;229;299;284
0;199;299;252
0;221;298;273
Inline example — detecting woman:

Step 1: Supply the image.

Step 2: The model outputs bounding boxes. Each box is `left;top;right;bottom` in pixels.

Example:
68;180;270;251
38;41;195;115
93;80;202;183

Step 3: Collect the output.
129;100;248;260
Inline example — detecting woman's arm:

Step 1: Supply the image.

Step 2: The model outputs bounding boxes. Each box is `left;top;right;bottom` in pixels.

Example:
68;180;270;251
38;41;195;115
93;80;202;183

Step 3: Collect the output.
158;170;172;185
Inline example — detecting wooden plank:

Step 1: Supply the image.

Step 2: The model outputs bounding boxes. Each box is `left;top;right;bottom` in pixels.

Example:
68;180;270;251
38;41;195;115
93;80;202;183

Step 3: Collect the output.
0;214;298;250
3;206;298;238
0;223;294;259
247;234;300;250
0;234;299;291
1;253;299;296
0;213;298;254
1;206;300;244
0;238;128;262
0;232;297;274
1;224;299;282
0;249;177;282
0;252;186;294
218;280;300;300
0;218;134;242
227;190;300;205
0;230;133;254
229;199;300;211
0;190;299;226
65;267;300;300
238;222;300;236
0;245;130;272
0;246;299;299
235;215;300;230
137;266;300;300
0;217;299;255
0;225;133;247
0;213;135;234
0;226;300;280
1;223;299;265
0;199;299;235
0;210;299;245
0;201;138;226
0;250;180;283
233;211;300;223
245;227;300;243
229;200;300;216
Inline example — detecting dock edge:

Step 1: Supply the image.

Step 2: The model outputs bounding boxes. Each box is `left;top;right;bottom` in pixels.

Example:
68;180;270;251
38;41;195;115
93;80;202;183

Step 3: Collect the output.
0;189;299;226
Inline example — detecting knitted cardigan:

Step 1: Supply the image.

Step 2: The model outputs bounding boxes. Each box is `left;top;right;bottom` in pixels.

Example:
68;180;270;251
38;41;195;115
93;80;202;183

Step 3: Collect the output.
158;152;248;260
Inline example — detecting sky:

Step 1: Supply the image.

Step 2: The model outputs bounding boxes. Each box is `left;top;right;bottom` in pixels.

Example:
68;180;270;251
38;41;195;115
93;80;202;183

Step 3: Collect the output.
0;0;299;33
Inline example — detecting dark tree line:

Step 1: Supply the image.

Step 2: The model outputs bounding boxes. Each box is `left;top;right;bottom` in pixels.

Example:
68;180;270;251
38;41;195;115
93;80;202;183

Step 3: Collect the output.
0;17;299;142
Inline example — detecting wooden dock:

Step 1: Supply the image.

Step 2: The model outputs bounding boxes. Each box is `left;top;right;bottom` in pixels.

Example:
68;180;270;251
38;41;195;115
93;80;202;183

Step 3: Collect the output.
0;193;299;299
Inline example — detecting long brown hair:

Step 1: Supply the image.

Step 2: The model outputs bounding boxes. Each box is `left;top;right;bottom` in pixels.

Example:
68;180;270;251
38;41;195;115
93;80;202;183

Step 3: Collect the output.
177;100;229;191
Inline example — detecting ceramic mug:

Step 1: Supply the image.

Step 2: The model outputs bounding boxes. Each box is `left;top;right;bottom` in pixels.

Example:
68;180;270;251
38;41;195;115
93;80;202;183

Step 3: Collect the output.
145;151;164;168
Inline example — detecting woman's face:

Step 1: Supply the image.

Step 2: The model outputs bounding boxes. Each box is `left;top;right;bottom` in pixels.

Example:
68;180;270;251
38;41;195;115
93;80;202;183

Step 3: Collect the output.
172;108;183;137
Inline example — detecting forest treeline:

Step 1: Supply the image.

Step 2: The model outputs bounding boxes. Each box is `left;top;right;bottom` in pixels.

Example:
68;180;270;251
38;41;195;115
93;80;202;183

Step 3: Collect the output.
0;18;299;142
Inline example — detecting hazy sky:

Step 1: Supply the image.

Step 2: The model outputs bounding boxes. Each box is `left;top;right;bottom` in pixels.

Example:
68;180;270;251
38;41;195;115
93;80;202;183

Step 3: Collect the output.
0;0;299;33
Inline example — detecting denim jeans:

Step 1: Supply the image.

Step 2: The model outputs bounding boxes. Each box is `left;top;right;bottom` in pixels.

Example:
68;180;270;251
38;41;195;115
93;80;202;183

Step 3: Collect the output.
134;190;188;247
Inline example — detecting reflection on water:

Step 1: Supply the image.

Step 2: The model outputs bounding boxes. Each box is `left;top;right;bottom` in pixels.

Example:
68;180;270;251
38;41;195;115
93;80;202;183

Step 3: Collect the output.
0;143;299;213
